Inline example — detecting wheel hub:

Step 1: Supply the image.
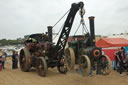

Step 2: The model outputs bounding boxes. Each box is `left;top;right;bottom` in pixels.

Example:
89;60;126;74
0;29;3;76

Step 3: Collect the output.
39;65;42;69
22;58;25;62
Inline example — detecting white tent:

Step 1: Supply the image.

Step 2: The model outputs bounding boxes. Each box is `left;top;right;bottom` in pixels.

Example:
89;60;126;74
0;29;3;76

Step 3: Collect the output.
108;34;128;40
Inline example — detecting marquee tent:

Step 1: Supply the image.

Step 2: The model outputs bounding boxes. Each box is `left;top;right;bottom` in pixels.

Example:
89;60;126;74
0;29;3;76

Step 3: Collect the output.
96;38;128;48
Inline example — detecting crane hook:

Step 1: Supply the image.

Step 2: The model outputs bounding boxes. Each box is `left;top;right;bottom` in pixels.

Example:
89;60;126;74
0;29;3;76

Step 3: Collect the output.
79;8;85;18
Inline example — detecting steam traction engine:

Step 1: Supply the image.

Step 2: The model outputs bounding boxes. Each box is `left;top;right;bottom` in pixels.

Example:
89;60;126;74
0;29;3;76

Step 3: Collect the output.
19;2;85;77
65;17;112;76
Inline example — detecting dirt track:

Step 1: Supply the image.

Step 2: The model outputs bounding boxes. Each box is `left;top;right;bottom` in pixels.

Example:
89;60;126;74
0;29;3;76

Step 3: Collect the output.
0;57;128;85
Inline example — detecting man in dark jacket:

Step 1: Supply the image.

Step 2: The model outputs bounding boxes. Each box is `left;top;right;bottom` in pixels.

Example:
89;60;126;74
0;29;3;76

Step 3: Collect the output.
15;51;18;68
116;47;124;76
12;51;16;69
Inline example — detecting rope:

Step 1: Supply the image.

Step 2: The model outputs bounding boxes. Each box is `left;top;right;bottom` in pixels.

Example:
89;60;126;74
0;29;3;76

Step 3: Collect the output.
52;9;70;28
73;20;89;39
52;9;70;41
73;23;81;36
52;24;64;40
52;8;88;41
82;22;89;33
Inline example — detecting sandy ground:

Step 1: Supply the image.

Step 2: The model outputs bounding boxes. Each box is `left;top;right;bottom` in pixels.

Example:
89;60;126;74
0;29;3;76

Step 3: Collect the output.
0;57;128;85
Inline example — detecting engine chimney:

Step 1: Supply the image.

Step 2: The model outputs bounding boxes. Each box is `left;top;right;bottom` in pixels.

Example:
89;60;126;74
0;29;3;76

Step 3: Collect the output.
47;26;53;43
88;16;95;46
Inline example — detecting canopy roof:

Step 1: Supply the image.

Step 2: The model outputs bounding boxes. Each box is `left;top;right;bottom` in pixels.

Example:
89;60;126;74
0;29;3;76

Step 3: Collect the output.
96;38;128;48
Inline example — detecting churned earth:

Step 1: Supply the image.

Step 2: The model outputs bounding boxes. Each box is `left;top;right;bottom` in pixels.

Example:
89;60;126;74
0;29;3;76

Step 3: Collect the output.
0;57;128;85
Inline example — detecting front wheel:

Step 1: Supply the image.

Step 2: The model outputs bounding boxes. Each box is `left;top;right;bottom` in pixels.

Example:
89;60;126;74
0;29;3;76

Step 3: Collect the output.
36;57;48;77
98;55;112;75
19;48;31;72
79;55;91;76
65;48;75;70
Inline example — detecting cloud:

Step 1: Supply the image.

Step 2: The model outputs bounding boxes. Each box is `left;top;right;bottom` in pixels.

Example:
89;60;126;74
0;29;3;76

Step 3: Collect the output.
0;0;128;39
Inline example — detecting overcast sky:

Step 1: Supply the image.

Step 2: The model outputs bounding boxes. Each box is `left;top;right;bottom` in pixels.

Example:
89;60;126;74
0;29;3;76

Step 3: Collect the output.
0;0;128;39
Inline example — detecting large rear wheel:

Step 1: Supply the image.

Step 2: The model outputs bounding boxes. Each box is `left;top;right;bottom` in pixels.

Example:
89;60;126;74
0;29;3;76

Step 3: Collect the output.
79;55;91;76
19;48;31;72
36;57;47;77
65;48;75;70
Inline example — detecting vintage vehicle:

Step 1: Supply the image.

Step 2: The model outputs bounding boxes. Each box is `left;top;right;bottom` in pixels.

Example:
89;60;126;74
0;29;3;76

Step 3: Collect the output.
65;16;112;76
19;2;85;77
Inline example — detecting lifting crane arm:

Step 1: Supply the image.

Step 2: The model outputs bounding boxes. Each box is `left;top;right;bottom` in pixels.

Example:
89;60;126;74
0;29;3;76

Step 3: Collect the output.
55;2;84;57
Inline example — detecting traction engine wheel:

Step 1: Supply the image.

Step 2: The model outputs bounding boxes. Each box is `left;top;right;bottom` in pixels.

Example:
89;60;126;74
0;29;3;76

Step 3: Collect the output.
99;55;112;75
65;48;75;70
19;48;31;72
79;55;91;76
57;56;68;74
36;57;47;77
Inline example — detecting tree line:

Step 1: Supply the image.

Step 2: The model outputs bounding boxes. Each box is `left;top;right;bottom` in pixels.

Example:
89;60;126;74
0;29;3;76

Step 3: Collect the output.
0;39;24;46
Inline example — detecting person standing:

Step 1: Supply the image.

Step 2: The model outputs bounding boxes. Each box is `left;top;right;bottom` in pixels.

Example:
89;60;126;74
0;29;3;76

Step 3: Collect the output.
0;56;2;63
114;49;119;70
1;53;6;69
12;51;18;69
125;50;128;72
116;47;124;76
125;50;128;62
15;51;18;68
12;51;16;69
0;55;2;71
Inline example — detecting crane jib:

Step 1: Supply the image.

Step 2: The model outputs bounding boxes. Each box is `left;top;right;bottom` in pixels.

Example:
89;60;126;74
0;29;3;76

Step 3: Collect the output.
55;2;84;57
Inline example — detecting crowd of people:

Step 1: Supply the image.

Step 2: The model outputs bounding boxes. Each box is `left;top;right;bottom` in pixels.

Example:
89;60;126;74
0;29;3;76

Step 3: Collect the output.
114;47;128;77
0;52;7;69
12;51;18;69
0;50;18;70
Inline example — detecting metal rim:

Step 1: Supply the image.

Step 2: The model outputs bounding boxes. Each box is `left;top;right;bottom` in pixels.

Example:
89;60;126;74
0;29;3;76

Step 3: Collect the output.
36;57;47;77
65;48;75;70
19;49;26;70
57;56;68;74
79;55;91;76
19;48;31;72
99;55;112;75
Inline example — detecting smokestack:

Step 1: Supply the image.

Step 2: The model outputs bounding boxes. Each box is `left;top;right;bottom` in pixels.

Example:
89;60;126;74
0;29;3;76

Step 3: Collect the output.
88;16;95;46
47;26;53;43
